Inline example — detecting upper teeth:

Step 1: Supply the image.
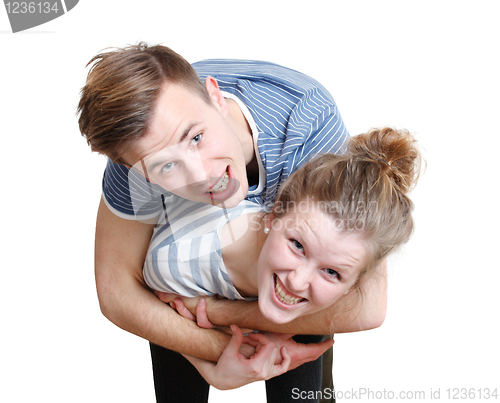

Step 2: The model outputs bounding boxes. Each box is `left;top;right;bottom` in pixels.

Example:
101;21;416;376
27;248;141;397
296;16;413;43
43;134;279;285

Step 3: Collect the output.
209;171;229;193
275;276;303;305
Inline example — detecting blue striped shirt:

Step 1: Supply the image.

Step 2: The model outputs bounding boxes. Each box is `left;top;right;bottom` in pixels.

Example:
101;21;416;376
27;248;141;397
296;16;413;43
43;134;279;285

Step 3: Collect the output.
143;196;263;300
102;59;349;218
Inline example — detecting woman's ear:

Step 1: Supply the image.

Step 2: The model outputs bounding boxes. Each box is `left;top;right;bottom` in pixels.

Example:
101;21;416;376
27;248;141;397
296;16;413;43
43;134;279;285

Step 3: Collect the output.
204;76;230;117
267;212;275;223
264;212;275;233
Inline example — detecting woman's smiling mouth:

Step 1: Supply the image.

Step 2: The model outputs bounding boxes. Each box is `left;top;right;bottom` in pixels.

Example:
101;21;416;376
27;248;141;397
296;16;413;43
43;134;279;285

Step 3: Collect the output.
274;274;306;306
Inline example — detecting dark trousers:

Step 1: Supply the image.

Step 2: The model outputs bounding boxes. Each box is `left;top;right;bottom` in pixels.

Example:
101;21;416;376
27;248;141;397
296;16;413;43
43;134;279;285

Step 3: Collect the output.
150;335;334;403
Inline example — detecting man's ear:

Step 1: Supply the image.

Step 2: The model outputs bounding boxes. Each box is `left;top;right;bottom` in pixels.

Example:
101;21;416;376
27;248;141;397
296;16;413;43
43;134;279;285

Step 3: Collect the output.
205;76;230;118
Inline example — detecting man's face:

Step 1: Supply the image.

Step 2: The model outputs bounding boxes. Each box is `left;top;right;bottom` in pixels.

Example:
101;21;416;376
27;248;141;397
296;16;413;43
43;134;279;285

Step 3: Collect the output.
122;81;250;208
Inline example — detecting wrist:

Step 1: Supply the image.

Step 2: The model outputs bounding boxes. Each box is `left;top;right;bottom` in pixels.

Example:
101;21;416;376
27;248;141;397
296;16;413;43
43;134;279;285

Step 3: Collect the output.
205;298;232;326
207;299;256;327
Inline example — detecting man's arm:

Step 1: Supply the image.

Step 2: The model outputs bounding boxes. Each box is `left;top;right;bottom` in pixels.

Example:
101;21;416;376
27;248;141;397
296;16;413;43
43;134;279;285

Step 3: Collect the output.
200;260;388;335
95;196;332;366
94;196;231;361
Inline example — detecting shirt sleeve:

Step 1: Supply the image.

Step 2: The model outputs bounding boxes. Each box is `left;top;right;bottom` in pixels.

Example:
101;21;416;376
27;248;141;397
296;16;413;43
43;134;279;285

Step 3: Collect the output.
284;100;350;174
259;78;350;206
101;159;167;220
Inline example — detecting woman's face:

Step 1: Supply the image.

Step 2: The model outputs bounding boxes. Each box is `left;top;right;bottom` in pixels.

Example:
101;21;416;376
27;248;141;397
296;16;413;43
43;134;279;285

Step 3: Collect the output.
257;201;368;324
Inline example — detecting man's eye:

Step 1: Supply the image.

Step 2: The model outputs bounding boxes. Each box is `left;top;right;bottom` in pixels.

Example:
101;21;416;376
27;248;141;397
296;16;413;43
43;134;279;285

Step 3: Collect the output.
191;133;202;146
161;162;175;174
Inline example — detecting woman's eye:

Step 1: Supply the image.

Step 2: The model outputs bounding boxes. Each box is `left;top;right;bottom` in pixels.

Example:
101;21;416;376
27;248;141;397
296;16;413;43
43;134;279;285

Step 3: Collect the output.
291;239;304;251
191;133;202;146
160;162;175;174
324;268;339;278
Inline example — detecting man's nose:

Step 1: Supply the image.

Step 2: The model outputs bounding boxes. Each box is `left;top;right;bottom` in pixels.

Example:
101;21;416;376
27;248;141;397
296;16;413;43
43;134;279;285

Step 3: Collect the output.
183;151;210;186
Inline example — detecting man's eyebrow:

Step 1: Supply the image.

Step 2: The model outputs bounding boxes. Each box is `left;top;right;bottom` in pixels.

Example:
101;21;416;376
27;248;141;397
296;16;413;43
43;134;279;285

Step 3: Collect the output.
146;158;166;172
177;121;201;143
143;121;201;172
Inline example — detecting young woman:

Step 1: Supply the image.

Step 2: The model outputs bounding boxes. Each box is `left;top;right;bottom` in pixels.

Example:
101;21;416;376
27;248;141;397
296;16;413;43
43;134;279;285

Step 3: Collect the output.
144;126;421;389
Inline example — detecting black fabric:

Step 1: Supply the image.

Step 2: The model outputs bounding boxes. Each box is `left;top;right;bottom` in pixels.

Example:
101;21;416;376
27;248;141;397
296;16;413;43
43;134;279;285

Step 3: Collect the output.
265;335;323;403
150;334;334;403
320;343;335;403
149;343;210;402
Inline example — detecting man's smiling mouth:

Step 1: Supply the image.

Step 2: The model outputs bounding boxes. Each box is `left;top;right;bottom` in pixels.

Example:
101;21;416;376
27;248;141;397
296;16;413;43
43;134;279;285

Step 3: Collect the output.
208;169;229;193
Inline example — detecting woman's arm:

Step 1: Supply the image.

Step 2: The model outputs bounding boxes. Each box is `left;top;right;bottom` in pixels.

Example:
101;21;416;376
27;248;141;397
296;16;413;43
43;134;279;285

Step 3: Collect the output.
95;196;331;364
163;260;387;335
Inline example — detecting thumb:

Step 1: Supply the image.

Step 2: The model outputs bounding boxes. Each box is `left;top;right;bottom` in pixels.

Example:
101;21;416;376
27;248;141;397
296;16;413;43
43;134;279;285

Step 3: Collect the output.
196;298;215;329
157;292;176;303
226;325;244;354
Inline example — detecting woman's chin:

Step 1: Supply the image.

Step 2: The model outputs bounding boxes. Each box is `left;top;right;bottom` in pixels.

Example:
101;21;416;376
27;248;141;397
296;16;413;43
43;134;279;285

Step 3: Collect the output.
259;300;297;324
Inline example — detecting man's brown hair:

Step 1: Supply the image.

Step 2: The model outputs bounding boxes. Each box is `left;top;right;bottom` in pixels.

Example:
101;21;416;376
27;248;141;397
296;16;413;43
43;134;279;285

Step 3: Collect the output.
77;43;211;164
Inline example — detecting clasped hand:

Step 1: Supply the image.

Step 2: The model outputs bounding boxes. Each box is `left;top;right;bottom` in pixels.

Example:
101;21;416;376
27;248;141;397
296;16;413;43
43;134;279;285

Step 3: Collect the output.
185;324;291;390
157;292;334;389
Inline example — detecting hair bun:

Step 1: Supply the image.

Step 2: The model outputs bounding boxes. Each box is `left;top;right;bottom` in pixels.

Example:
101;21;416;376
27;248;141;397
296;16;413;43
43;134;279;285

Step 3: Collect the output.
349;127;421;194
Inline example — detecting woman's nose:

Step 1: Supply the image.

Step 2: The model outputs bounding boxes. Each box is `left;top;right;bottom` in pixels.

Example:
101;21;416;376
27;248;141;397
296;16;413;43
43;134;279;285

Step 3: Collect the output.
286;265;313;293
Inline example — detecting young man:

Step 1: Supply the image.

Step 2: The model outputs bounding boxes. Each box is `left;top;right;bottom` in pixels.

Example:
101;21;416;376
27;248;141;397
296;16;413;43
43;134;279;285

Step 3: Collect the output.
78;43;386;402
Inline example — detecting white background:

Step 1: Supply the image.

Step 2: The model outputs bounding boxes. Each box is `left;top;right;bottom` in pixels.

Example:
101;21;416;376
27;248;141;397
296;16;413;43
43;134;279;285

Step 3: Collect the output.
1;1;498;402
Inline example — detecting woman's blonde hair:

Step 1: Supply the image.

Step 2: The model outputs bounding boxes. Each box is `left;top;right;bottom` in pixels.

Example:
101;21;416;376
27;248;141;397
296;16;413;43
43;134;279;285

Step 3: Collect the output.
272;127;422;286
